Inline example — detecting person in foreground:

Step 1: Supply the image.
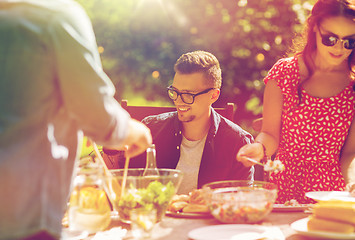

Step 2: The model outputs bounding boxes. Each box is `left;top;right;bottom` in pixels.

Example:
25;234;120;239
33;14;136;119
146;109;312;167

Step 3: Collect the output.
237;0;355;204
0;1;152;239
104;50;255;194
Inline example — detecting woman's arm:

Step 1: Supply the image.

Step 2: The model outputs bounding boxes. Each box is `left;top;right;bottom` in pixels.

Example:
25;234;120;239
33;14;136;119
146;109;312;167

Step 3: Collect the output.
237;79;283;166
255;79;283;157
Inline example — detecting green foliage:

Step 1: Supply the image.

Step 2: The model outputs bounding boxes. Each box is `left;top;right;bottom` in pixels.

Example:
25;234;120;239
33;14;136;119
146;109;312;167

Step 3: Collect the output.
76;0;314;127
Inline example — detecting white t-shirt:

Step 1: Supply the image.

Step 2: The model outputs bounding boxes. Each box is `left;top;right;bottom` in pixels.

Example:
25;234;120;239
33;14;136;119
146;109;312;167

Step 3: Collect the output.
176;134;208;194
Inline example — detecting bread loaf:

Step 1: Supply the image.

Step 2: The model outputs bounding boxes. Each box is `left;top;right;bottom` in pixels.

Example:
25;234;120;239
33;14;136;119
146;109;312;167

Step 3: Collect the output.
189;189;206;204
171;194;190;203
307;200;355;234
182;204;209;213
168;189;209;213
168;201;189;212
313;200;355;225
308;216;355;233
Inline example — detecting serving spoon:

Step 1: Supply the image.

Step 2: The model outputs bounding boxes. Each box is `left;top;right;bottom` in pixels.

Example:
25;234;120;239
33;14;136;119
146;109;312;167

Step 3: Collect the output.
245;157;285;173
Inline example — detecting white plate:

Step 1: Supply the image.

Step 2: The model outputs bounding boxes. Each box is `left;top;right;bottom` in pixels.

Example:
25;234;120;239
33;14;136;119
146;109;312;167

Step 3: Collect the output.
188;224;284;240
61;228;89;240
272;204;312;212
291;217;355;239
165;211;212;218
306;191;355;202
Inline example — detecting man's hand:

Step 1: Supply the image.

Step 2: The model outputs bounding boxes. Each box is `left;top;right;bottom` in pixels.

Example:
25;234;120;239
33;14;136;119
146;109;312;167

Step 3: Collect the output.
122;119;152;158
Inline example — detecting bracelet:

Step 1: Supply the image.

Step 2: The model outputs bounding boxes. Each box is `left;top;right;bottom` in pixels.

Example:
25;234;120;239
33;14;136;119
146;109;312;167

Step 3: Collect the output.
255;141;267;160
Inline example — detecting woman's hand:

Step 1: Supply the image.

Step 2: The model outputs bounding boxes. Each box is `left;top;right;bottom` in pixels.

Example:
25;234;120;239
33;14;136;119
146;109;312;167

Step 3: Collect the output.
236;142;265;167
345;182;355;197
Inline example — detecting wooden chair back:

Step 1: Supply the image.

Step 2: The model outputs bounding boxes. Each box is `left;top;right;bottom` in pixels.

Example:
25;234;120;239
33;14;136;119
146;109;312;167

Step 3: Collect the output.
121;100;235;122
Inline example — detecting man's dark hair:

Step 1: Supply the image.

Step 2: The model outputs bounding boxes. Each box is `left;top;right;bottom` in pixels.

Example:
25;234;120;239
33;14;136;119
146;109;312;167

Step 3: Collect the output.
174;50;222;88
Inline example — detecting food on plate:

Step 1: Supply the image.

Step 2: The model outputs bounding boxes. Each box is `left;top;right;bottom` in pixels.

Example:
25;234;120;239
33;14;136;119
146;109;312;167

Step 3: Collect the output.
171;194;190;203
189;189;206;205
182;204;209;213
313;200;355;224
308;215;355;233
283;199;299;206
264;159;285;173
307;200;355;233
167;189;209;213
169;201;189;212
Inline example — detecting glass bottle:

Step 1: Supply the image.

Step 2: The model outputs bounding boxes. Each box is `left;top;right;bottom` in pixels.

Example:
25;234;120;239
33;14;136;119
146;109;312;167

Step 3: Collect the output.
143;144;159;176
68;163;111;234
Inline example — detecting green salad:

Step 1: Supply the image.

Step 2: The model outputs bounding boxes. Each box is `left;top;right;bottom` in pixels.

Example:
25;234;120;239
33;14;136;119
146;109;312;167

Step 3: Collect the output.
118;180;175;222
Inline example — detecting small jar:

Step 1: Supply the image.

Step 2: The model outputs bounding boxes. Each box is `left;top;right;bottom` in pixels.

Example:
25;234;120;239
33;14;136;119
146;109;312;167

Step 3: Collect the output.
68;163;111;234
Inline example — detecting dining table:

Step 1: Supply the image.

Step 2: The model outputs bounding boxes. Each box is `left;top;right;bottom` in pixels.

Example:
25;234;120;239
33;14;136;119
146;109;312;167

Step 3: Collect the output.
72;209;317;240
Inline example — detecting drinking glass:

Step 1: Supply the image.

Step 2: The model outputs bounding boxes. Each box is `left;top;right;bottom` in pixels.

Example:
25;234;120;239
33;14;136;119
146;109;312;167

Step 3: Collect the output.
68;163;111;234
130;208;157;239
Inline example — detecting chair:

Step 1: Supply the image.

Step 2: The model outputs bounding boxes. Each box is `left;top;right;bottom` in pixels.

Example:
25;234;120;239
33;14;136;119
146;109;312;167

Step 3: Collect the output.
120;100;236;122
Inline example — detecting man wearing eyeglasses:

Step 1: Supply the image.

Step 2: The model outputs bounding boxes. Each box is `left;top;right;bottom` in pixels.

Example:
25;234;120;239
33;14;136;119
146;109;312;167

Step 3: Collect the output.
115;50;256;194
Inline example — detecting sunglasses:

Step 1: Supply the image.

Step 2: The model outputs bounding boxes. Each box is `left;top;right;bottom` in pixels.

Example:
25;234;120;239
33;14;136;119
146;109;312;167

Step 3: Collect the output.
167;86;215;104
318;26;355;50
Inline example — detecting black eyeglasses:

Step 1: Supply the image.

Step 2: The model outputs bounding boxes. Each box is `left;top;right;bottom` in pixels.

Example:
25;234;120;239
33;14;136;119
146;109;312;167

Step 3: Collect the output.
318;25;355;50
167;86;215;104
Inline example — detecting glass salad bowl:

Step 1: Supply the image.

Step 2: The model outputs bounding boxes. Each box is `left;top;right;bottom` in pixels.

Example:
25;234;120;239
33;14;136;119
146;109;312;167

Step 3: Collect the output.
106;168;183;224
202;180;278;224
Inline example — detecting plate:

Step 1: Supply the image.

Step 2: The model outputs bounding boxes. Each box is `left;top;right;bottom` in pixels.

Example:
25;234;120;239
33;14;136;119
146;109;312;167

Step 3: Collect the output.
188;224;284;240
306;191;355;202
291;217;355;239
61;228;89;240
272;203;312;212
165;211;212;218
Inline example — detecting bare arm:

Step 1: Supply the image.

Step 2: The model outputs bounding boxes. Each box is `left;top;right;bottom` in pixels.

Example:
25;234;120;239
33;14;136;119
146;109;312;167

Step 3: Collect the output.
237;79;283;166
255;79;283;156
340;117;355;184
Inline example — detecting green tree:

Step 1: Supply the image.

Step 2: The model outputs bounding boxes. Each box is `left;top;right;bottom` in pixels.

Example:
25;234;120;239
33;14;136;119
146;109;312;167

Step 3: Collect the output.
76;0;314;128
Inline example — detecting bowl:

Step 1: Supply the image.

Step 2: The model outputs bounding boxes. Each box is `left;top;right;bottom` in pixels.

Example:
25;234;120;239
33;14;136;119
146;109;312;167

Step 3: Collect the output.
106;168;183;223
202;180;277;224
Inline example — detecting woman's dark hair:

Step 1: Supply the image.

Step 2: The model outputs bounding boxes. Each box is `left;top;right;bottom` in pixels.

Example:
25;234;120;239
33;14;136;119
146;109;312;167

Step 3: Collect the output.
292;0;355;79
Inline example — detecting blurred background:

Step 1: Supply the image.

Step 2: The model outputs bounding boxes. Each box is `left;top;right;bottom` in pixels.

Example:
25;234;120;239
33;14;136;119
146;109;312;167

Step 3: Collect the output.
76;0;315;133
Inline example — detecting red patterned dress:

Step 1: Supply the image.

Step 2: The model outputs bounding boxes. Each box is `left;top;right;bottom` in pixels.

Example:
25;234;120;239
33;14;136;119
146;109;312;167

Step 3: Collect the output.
264;56;355;204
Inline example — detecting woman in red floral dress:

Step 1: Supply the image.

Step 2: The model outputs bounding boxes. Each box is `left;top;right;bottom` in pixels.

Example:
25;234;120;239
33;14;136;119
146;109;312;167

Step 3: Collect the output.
237;0;355;203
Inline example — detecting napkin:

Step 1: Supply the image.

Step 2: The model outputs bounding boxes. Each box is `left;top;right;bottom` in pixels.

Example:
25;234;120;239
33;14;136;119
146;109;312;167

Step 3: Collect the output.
92;227;127;240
